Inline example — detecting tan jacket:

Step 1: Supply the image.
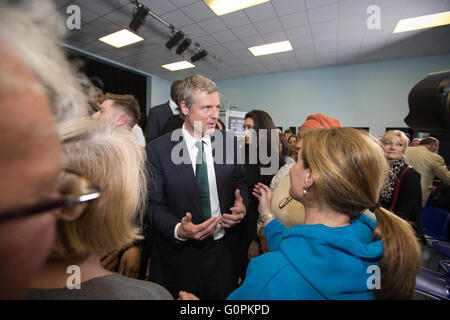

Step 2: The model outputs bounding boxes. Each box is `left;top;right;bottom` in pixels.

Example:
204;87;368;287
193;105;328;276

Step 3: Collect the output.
404;146;450;206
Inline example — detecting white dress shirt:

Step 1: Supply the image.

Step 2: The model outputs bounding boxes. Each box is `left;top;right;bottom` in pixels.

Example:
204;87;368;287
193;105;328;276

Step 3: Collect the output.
174;124;224;241
169;99;179;115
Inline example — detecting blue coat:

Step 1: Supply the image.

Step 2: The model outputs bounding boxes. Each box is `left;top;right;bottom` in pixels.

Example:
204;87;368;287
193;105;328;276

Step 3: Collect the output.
227;214;383;300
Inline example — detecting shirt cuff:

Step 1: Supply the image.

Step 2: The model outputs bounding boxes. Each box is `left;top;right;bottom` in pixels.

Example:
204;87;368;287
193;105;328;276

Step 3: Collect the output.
174;223;188;242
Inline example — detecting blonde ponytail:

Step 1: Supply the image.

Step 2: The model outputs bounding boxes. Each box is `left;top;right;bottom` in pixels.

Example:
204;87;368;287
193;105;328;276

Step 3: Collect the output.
373;206;422;299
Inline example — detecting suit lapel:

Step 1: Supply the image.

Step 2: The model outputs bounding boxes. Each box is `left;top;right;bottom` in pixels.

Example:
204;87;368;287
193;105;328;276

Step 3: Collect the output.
170;137;202;216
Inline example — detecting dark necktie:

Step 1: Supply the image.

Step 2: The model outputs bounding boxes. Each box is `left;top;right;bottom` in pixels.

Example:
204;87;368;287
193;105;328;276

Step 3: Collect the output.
195;141;211;219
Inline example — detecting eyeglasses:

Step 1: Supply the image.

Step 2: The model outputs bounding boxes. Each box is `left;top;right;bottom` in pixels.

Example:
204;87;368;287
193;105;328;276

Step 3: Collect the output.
0;170;101;223
279;196;293;209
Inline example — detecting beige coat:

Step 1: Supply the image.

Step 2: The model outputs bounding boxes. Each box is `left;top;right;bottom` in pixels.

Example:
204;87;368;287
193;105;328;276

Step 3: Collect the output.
405;146;450;206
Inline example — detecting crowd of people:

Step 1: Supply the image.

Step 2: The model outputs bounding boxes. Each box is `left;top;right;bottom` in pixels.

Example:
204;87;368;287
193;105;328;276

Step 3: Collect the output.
1;0;450;301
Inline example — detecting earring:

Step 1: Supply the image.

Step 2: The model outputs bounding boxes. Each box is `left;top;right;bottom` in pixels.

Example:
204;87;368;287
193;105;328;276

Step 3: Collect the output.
303;188;307;195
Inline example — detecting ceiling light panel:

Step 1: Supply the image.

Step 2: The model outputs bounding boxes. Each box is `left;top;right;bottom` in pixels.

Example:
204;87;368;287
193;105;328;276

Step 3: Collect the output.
204;0;270;16
162;61;196;71
393;11;450;33
99;29;144;48
248;40;293;56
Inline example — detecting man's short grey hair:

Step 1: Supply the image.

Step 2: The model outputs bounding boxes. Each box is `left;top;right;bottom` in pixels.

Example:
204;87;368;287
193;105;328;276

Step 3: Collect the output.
177;74;219;108
0;0;88;122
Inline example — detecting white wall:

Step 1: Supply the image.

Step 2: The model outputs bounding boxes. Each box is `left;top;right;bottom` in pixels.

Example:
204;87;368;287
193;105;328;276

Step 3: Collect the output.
148;75;171;114
216;54;450;136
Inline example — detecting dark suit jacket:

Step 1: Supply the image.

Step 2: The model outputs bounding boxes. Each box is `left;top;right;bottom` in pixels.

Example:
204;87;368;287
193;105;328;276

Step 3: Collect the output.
145;101;173;142
146;129;248;296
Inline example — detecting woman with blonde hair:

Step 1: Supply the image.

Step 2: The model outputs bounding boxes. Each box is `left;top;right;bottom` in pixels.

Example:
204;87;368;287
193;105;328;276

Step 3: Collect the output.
28;118;172;299
379;130;424;243
225;127;422;299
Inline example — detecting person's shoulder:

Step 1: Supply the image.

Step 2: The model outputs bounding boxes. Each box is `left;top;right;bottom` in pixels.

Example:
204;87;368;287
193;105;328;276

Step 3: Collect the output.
148;102;170;114
97;274;174;300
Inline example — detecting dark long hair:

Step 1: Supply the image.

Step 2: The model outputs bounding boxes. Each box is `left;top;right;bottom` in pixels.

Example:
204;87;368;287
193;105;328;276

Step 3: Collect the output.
244;110;277;166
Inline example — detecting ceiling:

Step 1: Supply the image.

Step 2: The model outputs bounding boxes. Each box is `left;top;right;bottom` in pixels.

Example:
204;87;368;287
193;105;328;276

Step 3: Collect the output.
56;0;450;81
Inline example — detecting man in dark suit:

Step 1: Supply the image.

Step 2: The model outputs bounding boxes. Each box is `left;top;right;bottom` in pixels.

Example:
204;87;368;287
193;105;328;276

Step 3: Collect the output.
146;75;248;300
145;80;182;142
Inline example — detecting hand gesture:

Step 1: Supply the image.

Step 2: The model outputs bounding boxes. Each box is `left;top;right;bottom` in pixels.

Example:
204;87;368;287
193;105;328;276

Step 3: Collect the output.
252;183;272;216
177;212;219;241
221;189;245;228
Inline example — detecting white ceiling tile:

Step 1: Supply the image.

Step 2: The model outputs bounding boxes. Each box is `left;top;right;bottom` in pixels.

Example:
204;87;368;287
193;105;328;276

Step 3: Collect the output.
233;48;253;58
285;25;312;40
168;0;199;8
262;31;288;43
338;14;367;32
295;46;316;56
305;0;338;9
241;35;265;47
198;17;229;33
311;20;338;37
181;1;215;22
314;33;337;46
219;10;252;28
192;34;219;47
182;23;208;38
245;2;278;23
271;0;306;16
290;36;315;49
279;11;309;29
222;40;247;51
161;9;194;28
339;0;373;18
307;3;338;24
254;18;284;34
211;30;238;43
231;24;259;39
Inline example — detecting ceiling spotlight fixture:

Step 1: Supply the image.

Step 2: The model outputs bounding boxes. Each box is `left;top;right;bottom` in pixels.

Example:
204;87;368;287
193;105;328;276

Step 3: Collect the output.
129;4;149;32
191;50;208;62
166;31;185;49
176;38;192;55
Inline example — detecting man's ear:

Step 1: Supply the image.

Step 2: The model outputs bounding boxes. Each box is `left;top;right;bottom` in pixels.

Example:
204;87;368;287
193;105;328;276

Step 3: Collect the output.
116;114;128;127
179;101;190;116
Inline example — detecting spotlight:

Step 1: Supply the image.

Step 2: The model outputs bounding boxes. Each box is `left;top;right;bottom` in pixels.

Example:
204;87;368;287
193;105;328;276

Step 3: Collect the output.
176;38;192;55
191;50;208;62
165;31;184;49
129;4;149;32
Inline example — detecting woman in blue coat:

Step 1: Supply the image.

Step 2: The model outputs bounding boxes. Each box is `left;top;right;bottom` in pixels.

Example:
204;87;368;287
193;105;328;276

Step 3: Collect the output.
180;128;422;300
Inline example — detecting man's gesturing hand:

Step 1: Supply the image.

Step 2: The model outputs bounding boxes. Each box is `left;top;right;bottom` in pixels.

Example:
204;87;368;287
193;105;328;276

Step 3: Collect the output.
177;212;219;241
220;189;245;228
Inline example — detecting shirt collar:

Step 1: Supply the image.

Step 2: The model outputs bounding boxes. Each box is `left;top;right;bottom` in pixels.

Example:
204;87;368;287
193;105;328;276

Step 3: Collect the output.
182;123;211;149
169;99;179;115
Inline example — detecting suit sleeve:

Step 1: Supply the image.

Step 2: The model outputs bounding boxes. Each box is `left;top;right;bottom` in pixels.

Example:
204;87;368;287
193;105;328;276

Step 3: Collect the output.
393;171;422;222
146;142;181;243
432;154;450;185
233;137;249;213
145;107;160;143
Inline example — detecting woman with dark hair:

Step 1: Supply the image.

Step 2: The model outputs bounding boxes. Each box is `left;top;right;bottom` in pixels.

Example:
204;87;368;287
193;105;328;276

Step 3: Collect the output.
239;110;284;277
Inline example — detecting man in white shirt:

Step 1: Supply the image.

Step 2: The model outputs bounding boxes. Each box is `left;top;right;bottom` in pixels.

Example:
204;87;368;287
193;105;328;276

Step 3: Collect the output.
145;80;182;142
146;75;248;300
